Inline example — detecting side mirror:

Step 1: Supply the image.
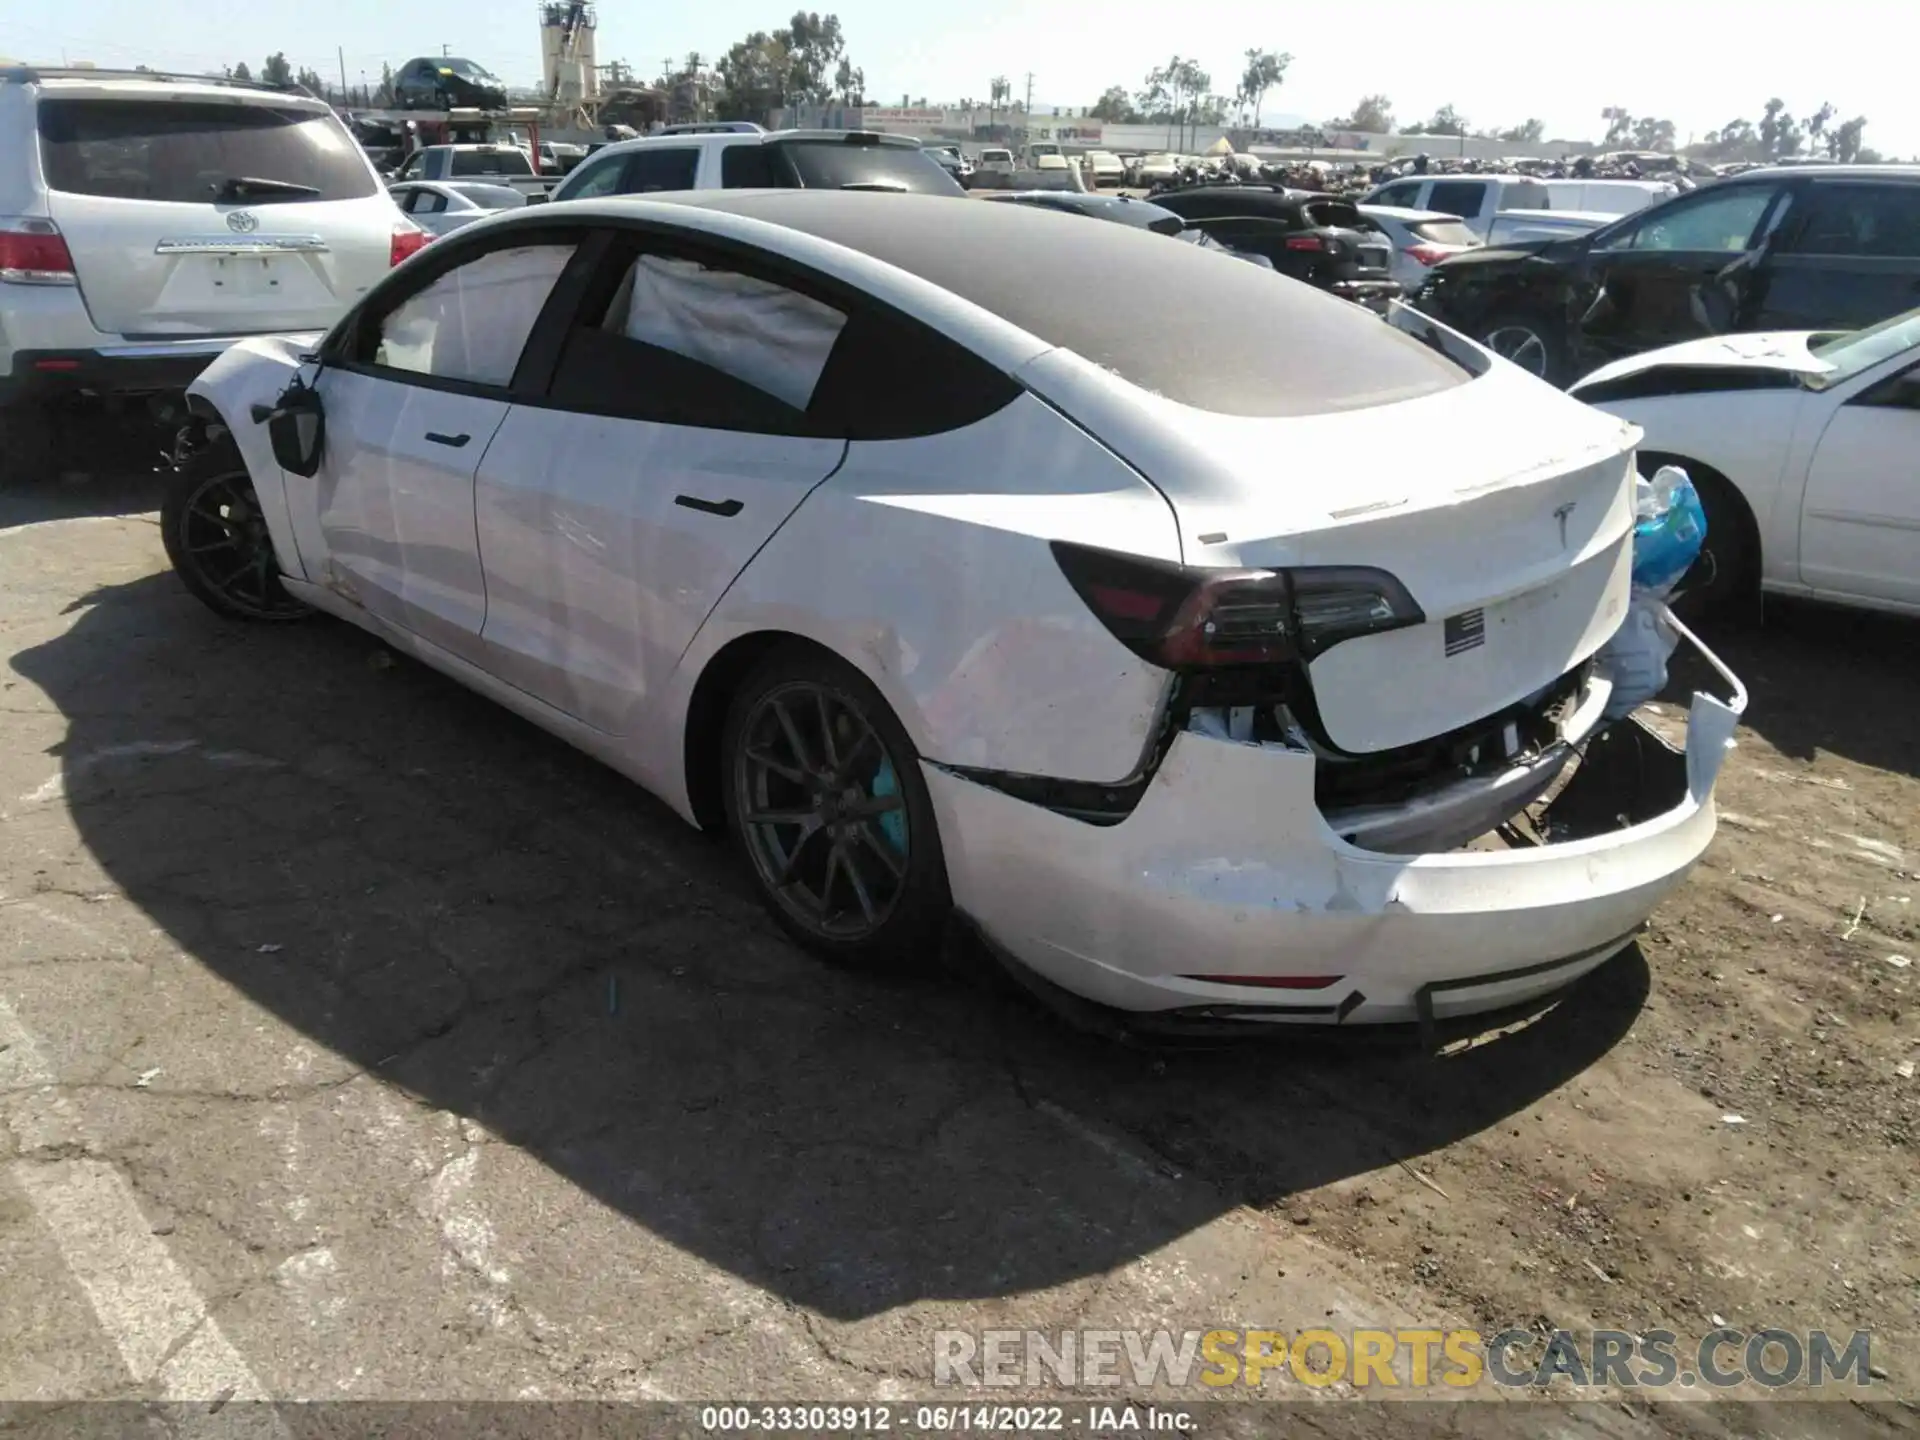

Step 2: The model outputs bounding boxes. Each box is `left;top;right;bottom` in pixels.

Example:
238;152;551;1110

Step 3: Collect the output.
524;191;550;206
253;379;326;478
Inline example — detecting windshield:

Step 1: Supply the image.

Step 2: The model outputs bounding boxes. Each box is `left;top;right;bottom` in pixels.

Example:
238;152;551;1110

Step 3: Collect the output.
446;60;499;82
775;141;964;196
459;186;525;209
1807;305;1920;386
37;99;376;203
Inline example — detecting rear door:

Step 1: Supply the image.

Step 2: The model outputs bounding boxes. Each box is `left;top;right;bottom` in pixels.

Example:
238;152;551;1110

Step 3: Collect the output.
37;92;395;337
471;229;854;733
1762;179;1920;331
292;228;586;659
1574;181;1788;368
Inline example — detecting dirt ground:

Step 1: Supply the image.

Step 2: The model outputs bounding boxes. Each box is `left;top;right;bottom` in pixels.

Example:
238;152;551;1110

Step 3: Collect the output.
0;447;1915;1434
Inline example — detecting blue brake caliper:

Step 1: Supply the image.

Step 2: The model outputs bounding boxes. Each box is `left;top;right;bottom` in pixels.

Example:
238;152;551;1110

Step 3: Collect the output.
871;755;908;852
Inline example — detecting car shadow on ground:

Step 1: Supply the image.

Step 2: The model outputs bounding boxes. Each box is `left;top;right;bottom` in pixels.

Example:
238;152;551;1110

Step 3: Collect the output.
12;570;1647;1323
1680;598;1920;781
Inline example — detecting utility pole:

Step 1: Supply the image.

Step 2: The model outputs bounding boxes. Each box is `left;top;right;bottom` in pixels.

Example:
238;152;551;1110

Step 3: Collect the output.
337;46;348;106
1023;71;1033;118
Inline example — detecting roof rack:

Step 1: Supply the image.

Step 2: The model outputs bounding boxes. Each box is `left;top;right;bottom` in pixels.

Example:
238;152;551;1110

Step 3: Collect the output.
0;63;322;99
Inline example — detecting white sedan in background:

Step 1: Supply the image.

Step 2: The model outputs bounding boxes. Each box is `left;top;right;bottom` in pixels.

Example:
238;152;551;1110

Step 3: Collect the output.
388;181;529;237
1357;205;1481;294
1571;307;1920;617
162;192;1742;1031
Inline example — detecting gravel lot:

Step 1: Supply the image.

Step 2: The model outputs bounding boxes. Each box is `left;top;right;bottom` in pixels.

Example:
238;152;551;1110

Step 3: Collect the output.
0;455;1914;1434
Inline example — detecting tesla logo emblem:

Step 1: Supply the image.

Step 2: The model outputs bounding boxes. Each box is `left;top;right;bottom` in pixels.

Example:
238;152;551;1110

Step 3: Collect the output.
226;210;259;233
1554;501;1578;548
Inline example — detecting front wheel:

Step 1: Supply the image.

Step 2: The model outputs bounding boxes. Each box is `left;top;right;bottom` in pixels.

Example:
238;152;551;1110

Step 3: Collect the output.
721;647;951;970
160;441;312;623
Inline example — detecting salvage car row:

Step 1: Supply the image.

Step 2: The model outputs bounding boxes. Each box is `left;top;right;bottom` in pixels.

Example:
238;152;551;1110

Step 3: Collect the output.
5;63;1918;1035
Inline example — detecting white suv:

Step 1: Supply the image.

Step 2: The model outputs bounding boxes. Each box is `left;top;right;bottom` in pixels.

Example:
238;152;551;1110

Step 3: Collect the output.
550;128;965;202
1;65;426;481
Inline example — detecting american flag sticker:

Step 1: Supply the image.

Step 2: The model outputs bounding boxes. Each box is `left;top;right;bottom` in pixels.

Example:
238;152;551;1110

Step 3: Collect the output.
1443;608;1486;657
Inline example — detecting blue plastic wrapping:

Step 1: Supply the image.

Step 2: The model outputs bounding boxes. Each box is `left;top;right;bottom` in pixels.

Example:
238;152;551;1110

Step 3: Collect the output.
1630;467;1708;596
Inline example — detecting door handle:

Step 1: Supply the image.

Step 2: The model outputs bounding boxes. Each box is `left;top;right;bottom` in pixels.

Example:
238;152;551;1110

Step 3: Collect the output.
675;495;744;517
424;431;471;448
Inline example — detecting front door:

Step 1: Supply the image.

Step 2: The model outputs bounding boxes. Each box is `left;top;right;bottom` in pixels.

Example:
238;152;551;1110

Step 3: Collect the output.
473;236;852;733
1800;361;1920;608
1759;179;1920;332
1575;182;1788;368
285;234;582;659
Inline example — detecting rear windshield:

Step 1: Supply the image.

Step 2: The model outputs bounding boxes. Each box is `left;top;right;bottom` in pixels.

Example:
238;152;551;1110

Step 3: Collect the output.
773;141;964;196
1412;218;1477;246
1303;199;1366;230
452;149;534;177
463;187;525;210
742;196;1469;417
38;99;376;204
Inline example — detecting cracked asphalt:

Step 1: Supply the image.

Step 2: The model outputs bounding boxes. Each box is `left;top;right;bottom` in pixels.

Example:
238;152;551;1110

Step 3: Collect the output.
0;471;1909;1438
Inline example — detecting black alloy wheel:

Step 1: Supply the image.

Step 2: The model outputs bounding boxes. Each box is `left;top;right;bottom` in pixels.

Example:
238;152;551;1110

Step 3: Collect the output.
161;451;311;623
722;649;950;966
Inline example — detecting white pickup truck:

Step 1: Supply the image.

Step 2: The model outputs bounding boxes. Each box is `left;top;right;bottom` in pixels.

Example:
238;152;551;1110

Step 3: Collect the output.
390;144;556;199
1358;173;1617;245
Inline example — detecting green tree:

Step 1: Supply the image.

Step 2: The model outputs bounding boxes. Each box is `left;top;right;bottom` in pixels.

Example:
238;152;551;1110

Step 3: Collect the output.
1421;104;1468;137
1630;116;1676;151
1830;115;1869;162
832;56;864;105
261;53;292;88
1328;94;1393;133
1236;48;1289;129
714;31;790;120
1601;106;1633;147
1089;85;1138;123
375;62;394;104
1498;118;1545;143
294;66;327;98
230;61;252;82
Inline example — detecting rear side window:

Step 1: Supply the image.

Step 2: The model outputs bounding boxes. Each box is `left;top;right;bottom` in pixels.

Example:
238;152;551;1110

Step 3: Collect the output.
621;147;700;193
1786;183;1920;258
1424;181;1487;219
37;99;377;203
1412;218;1477;246
772;141;964;196
557;154;626;200
450;149;533;177
1376;182;1422;207
1495;180;1550;210
721;144;778;188
1303;200;1364;230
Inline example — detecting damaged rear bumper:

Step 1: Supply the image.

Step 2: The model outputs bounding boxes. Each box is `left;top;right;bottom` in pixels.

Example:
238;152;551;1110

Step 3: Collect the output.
924;610;1745;1026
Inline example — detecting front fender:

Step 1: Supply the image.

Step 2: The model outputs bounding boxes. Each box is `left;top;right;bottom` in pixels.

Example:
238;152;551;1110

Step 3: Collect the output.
185;336;323;582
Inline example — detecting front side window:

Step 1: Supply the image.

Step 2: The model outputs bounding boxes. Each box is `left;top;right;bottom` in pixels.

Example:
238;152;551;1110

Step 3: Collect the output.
37;99;377;204
774;140;963;195
366;242;575;387
721;144;777;188
620;147;701;193
556;154;626;200
1595;186;1780;253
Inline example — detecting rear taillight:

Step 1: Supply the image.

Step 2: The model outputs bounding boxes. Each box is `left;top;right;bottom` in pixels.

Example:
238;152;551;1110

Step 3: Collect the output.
390;224;431;267
1406;242;1452;266
1284;235;1324;251
1050;541;1424;670
0;218;77;285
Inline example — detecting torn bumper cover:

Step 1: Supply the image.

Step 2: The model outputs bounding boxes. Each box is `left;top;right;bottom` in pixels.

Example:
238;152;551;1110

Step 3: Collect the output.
924;610;1745;1026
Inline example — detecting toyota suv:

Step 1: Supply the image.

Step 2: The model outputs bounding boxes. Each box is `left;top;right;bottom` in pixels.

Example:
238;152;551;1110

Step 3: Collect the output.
1;66;427;482
550;128;965;202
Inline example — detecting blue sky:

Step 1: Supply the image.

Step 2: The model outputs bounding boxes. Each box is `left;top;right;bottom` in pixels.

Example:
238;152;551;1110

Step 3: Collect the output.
10;0;1916;157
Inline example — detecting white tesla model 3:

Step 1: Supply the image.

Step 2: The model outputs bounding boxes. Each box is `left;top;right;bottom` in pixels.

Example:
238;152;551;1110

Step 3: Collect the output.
164;191;1746;1030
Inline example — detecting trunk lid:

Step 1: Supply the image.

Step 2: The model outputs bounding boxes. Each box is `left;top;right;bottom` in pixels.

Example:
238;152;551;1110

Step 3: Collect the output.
36;92;395;337
1019;347;1641;755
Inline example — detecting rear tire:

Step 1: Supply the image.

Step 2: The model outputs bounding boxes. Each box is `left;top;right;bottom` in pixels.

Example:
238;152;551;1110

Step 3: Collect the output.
1480;311;1569;386
161;437;312;623
720;646;951;971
